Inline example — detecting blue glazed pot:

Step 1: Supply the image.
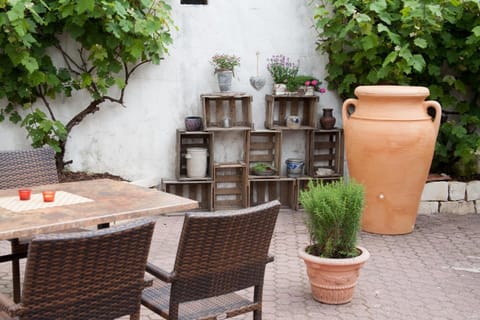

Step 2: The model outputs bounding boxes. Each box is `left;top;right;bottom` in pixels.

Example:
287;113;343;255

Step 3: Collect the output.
286;159;304;177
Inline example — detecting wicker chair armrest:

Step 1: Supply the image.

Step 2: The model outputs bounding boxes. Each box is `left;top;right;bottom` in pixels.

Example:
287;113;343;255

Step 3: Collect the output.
146;262;175;282
267;254;274;263
0;293;25;316
143;278;153;288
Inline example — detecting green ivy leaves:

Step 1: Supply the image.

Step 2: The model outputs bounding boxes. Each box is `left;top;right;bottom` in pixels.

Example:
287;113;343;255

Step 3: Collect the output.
0;0;174;166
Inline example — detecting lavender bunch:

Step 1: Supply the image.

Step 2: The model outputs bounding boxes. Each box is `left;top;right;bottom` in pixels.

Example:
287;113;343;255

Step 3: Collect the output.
266;54;299;84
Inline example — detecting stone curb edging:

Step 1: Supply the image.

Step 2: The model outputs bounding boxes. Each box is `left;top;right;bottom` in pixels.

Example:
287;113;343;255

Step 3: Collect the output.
419;180;480;215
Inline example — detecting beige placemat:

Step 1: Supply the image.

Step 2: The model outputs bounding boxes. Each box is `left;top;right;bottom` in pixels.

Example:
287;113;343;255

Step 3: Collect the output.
0;191;93;212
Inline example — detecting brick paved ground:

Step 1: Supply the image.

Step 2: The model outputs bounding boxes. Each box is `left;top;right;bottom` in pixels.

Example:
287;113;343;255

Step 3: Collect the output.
1;210;479;320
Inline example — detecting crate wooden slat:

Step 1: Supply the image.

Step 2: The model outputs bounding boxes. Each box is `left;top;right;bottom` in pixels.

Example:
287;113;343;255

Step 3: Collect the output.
264;95;318;130
307;129;344;178
162;179;213;211
201;93;253;130
248;130;282;179
249;177;296;209
175;130;214;180
213;163;248;210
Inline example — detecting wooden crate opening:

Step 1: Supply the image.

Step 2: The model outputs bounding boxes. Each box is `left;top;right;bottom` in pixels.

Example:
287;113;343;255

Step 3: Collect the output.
202;94;252;130
249;178;295;209
214;164;247;210
265;95;318;130
308;129;344;177
249;130;281;178
162;180;213;211
176;130;214;180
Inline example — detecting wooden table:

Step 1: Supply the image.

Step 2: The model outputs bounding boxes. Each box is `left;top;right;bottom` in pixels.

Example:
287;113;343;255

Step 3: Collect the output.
0;179;198;301
0;179;198;240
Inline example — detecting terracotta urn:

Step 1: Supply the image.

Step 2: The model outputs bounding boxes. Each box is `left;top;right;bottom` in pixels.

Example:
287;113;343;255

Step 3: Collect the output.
342;85;442;234
298;246;370;304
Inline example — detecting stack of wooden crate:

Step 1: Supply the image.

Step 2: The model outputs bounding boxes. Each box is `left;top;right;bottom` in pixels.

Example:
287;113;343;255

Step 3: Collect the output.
162;92;344;211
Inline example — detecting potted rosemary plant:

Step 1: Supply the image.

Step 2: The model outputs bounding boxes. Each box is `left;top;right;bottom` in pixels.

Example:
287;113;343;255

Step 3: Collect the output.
298;178;370;304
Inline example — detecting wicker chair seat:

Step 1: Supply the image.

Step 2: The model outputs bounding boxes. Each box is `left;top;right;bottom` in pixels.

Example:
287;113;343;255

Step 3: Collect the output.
143;281;258;320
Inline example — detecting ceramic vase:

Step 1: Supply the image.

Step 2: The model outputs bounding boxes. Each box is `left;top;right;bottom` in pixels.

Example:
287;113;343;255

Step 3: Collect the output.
185;147;208;178
285;159;304;177
184;116;203;131
319;108;336;129
342;85;442;234
273;83;287;95
216;70;233;92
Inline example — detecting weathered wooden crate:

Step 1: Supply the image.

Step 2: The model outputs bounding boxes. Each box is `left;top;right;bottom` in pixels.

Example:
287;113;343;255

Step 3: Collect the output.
307;129;344;177
201;93;253;130
162;179;213;211
176;130;214;180
295;176;342;210
265;95;318;130
248;177;296;209
248;130;282;179
213;162;248;210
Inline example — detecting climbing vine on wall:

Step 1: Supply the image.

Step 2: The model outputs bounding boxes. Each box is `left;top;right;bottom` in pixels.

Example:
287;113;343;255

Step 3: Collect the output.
0;0;174;170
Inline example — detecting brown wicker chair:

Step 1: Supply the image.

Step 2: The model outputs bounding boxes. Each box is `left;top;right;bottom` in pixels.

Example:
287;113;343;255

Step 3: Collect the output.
141;200;280;320
0;218;156;320
0;147;60;302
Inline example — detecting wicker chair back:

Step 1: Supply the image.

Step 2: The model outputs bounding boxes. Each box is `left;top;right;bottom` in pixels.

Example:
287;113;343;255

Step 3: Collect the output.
8;218;156;320
142;200;280;320
0;147;58;190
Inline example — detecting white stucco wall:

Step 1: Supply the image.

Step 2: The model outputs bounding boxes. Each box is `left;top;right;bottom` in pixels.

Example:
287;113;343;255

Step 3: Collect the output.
0;0;342;183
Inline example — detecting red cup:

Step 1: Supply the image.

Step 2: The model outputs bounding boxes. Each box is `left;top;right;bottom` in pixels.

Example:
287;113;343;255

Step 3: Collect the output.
42;190;56;202
18;189;32;201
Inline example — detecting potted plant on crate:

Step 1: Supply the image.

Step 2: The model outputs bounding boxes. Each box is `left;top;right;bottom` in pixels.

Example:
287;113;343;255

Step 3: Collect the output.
266;54;299;95
210;53;240;92
298;179;369;304
251;162;277;176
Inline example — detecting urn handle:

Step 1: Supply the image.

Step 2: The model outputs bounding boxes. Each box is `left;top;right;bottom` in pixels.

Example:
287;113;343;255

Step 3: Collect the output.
424;100;442;131
342;98;358;123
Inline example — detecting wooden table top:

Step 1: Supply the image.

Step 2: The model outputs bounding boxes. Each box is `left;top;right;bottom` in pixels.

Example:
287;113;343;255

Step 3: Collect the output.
0;179;198;240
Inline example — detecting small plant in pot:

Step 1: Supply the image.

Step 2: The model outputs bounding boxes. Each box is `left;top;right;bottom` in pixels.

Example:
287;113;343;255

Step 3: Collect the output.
210;53;240;92
298;178;369;304
251;162;276;176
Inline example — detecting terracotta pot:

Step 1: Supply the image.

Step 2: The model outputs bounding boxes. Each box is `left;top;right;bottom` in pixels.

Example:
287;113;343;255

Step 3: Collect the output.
298;246;369;304
342;85;442;234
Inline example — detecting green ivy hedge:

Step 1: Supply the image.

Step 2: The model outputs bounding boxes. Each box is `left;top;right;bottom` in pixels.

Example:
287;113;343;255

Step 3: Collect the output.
314;0;480;178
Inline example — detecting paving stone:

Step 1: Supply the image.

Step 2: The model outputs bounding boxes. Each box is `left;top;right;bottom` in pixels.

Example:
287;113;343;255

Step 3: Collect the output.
1;209;479;320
